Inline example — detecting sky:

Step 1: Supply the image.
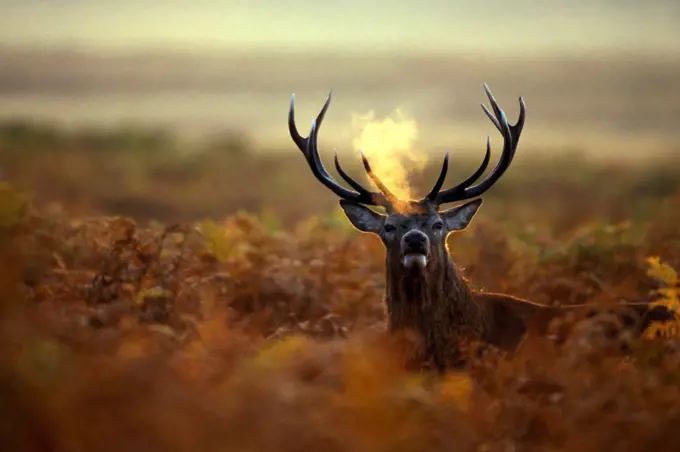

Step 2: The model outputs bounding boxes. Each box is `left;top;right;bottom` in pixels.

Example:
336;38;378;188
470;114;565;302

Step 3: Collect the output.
1;0;679;56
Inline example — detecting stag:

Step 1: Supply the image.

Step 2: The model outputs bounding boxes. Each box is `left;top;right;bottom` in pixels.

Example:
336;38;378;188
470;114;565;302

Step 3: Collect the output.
287;84;671;372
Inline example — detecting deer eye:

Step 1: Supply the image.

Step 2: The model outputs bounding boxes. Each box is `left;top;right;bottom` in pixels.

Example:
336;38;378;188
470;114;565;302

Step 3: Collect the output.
432;221;444;231
384;224;396;233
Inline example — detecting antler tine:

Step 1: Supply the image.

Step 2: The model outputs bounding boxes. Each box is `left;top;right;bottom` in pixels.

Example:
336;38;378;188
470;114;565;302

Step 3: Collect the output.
433;84;525;205
359;151;399;204
481;82;526;155
458;137;492;188
287;93;306;150
424;140;493;202
289;91;332;176
334;153;398;207
334;153;375;196
288;92;391;207
424;153;449;201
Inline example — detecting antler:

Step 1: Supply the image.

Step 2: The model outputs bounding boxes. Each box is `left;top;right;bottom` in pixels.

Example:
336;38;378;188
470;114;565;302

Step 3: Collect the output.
288;91;398;208
424;83;526;205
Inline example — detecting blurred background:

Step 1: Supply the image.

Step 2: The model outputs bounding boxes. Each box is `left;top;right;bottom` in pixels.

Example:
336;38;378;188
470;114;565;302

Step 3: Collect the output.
1;0;679;227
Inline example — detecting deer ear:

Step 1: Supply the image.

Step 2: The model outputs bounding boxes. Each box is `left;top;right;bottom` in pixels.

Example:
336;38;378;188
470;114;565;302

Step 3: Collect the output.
440;199;483;231
339;200;385;234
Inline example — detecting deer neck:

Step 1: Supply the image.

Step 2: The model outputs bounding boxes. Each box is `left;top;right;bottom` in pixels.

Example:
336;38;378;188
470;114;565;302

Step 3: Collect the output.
384;250;483;334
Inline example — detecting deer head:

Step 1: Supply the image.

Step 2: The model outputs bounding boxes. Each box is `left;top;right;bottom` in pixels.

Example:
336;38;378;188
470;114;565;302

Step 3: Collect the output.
287;84;525;275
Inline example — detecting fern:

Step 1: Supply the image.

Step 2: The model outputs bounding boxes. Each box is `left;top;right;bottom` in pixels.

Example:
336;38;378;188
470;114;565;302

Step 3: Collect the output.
643;257;680;339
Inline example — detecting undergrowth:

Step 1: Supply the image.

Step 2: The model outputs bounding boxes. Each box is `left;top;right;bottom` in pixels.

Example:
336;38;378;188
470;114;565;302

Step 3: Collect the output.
2;178;680;452
644;257;680;339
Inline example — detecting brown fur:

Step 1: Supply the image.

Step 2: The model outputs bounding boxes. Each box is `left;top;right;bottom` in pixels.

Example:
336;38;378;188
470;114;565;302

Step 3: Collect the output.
385;255;484;371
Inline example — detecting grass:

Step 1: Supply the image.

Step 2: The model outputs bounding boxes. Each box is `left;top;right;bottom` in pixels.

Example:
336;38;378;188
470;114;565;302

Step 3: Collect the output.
2;120;680;451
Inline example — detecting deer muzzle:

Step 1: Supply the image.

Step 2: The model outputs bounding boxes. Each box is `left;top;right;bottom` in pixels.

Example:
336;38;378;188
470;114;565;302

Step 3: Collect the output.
401;230;429;270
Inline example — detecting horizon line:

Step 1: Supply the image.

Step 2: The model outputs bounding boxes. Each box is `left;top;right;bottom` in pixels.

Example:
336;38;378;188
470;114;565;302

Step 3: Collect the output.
2;42;678;63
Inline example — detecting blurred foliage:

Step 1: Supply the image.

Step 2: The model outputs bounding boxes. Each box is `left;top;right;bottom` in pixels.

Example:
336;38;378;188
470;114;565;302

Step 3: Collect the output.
644;257;680;339
3;119;680;229
2;121;680;451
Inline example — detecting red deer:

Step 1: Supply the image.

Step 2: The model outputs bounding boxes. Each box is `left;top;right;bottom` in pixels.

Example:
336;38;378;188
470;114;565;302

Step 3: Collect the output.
287;84;672;372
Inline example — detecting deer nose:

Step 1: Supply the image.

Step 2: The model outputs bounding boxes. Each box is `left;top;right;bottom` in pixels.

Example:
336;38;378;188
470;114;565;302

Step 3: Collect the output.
401;230;429;255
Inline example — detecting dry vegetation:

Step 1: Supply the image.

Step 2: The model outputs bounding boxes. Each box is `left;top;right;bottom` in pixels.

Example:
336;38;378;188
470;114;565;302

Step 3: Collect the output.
2;122;680;451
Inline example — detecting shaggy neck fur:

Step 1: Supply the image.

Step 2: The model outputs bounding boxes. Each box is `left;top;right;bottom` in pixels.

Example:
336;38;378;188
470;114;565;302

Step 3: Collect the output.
384;244;487;371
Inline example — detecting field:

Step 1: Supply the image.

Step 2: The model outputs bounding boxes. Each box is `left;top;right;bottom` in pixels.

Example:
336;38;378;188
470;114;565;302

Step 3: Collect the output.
2;116;680;451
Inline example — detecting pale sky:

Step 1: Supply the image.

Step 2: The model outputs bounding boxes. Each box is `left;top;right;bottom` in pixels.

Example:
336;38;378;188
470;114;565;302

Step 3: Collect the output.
1;0;679;56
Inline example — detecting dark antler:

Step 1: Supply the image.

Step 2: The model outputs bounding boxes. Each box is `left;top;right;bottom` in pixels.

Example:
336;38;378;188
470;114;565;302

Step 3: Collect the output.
424;83;526;205
288;91;397;207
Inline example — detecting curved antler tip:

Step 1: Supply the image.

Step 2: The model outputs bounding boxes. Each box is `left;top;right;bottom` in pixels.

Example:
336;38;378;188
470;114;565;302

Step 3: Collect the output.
359;151;374;171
